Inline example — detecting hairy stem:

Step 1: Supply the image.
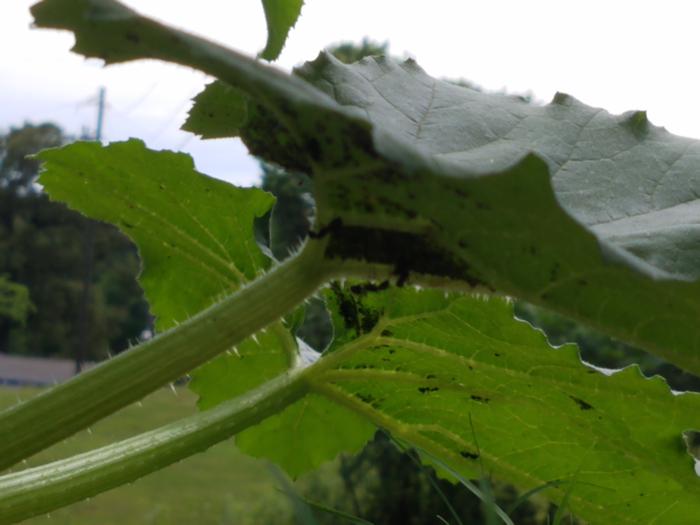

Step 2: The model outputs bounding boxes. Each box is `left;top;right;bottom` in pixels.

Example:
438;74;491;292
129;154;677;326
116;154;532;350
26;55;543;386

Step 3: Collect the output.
0;240;331;471
0;368;308;524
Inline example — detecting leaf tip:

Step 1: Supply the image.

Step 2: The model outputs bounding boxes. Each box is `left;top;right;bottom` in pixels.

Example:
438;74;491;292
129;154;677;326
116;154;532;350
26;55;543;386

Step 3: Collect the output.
550;92;573;106
400;56;425;73
259;0;304;62
621;110;650;137
313;49;339;66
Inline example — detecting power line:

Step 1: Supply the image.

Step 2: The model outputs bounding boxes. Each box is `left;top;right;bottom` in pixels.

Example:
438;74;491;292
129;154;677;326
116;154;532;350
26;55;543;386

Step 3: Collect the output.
148;87;200;143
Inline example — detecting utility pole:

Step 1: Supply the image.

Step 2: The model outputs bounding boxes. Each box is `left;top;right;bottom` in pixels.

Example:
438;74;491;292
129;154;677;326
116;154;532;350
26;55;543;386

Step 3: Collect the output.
96;87;105;141
75;87;105;374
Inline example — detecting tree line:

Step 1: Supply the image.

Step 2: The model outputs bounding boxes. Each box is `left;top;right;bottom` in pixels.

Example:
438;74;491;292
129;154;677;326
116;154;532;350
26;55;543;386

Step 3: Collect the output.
0;123;150;362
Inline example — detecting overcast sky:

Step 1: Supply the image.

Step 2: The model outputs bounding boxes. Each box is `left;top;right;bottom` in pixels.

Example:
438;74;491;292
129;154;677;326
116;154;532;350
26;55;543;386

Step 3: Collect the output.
3;1;700;186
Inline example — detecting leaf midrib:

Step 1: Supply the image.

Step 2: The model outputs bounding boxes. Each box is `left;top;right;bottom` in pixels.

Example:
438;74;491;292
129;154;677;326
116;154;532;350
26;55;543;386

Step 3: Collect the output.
306;301;695;512
314;381;638;525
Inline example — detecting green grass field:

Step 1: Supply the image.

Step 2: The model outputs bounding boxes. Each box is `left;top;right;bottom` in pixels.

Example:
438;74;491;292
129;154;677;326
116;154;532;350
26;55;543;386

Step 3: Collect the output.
0;386;295;525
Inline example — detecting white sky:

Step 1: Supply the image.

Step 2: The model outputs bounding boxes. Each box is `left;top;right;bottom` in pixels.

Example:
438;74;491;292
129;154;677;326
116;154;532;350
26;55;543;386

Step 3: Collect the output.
3;1;700;186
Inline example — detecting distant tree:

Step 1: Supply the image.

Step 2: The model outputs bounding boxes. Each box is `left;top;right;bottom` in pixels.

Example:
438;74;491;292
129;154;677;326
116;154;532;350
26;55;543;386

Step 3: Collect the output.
0;122;62;193
0;123;150;361
0;275;33;326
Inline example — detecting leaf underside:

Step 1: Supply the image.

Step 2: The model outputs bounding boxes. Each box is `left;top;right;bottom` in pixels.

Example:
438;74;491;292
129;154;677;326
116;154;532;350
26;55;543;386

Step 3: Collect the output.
118;0;700;378
191;275;700;522
314;284;700;525
294;55;700;379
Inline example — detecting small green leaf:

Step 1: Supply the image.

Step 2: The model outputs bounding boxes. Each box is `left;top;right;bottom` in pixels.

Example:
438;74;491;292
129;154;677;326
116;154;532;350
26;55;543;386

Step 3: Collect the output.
312;284;700;524
237;393;373;478
190;325;294;407
37;139;274;330
259;0;304;61
182;81;249;139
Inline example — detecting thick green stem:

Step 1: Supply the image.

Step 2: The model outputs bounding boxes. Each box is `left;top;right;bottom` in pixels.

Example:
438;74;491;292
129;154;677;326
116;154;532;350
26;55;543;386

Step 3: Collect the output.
0;240;330;471
0;368;308;524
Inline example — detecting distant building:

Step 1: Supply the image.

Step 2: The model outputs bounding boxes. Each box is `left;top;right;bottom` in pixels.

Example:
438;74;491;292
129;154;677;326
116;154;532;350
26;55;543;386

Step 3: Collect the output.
0;353;91;386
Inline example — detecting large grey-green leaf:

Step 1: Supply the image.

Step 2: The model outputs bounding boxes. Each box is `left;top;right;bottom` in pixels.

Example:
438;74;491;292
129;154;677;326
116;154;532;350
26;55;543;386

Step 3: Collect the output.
313;283;700;525
187;52;700;376
292;54;700;376
30;0;700;377
300;57;700;281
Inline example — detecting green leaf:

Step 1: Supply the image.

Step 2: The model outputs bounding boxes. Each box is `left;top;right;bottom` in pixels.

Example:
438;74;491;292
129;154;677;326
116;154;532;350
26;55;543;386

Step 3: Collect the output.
192;286;373;479
32;69;365;479
296;56;700;281
38;139;315;461
237;393;374;478
37;139;273;330
182;81;249;139
27;0;373;475
311;284;700;525
259;0;304;61
293;54;700;376
190;324;294;407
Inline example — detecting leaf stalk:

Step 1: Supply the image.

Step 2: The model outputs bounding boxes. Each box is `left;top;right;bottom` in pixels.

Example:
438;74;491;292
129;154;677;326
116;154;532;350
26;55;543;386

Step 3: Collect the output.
0;367;308;524
0;239;330;470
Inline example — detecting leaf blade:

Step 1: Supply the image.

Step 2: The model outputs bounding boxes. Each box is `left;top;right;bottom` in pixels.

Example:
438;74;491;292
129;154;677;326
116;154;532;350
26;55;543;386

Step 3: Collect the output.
182;81;249;139
259;0;304;61
311;284;700;525
37;139;273;330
